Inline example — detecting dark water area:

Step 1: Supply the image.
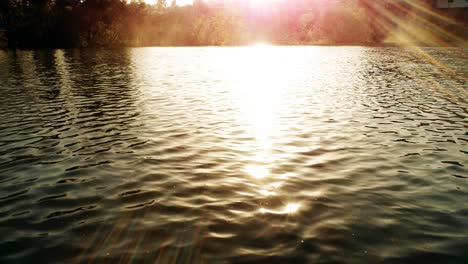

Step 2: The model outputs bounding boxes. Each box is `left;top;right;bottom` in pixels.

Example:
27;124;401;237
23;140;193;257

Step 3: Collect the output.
0;47;467;264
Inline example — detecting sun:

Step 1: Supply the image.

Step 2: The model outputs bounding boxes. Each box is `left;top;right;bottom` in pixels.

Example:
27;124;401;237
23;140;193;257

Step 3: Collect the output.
142;0;277;8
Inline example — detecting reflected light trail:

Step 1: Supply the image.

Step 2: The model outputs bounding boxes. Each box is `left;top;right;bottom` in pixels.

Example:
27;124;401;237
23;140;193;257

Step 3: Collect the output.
284;203;301;214
245;164;269;179
221;46;313;216
258;189;276;196
260;202;301;215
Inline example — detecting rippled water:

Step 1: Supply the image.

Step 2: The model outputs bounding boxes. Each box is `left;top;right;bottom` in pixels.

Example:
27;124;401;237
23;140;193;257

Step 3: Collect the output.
0;47;467;263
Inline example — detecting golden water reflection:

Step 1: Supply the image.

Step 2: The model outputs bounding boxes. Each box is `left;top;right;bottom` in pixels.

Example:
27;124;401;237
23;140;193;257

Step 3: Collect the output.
260;202;301;215
2;47;466;263
132;46;362;218
244;164;269;179
224;46;326;216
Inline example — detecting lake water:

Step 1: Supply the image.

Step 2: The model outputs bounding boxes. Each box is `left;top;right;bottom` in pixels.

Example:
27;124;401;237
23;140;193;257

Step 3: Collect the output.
0;47;467;263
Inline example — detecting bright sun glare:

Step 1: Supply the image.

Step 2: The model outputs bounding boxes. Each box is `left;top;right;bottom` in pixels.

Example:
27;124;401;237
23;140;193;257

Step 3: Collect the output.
250;0;277;8
143;0;192;5
143;0;277;7
245;164;269;179
260;203;301;215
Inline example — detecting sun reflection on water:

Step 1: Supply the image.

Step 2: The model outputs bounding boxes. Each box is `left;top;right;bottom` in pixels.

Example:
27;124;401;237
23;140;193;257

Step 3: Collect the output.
260;202;301;215
245;164;269;179
284;203;301;214
258;189;276;196
219;46;315;216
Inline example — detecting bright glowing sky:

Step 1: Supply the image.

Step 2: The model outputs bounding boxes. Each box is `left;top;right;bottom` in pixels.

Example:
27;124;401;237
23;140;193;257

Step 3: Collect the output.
144;0;278;7
144;0;193;5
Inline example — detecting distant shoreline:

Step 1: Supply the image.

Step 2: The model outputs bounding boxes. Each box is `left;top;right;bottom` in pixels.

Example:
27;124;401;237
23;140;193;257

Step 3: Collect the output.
1;0;466;50
1;43;467;51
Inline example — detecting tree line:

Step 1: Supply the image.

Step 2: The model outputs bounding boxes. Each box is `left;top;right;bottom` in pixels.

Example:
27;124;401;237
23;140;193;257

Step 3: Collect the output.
0;0;466;48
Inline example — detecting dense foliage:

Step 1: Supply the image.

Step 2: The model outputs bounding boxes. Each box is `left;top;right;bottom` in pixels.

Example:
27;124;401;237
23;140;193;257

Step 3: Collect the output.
0;0;466;48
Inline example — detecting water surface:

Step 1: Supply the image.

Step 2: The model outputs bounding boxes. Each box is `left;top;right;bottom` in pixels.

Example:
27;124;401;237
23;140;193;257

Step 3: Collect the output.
0;47;467;263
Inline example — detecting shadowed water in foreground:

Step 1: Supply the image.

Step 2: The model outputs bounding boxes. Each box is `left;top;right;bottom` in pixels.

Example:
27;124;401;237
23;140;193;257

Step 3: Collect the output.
0;47;467;264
